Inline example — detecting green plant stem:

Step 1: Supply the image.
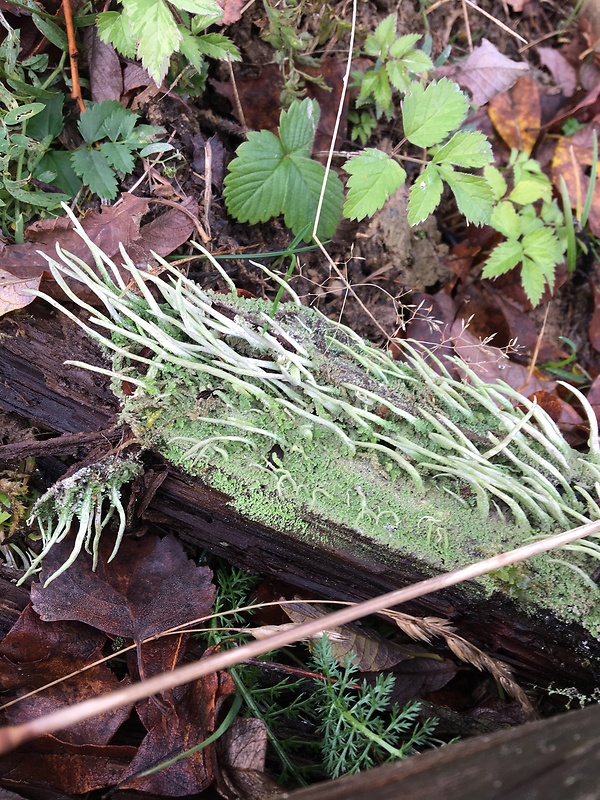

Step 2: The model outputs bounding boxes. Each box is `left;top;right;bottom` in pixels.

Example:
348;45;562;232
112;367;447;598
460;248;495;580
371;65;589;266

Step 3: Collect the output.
581;130;598;229
41;49;67;90
230;665;309;786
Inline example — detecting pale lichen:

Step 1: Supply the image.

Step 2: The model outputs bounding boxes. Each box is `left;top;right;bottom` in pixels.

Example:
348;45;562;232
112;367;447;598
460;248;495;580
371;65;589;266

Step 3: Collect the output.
34;215;600;632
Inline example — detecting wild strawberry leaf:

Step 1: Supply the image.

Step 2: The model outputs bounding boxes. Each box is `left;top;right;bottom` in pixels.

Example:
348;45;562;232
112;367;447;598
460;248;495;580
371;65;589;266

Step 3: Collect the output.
224;99;343;239
402;79;469;148
343;148;406;221
71;149;118;199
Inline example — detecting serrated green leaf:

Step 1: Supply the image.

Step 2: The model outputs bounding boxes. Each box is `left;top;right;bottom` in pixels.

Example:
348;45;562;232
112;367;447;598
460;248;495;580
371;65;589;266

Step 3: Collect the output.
99;141;135;174
26;95;64;141
284;155;343;239
389;33;421;59
358;70;383;103
490;200;521;239
78;101;123;144
194;33;241;61
279;98;319;155
169;0;223;15
343;149;406;221
520;256;546;306
400;48;433;74
178;25;205;71
123;0;181;84
224;112;343;240
402;78;469;148
71;149;118;199
101;107;138;142
483;165;507;201
509;174;551;205
407;164;443;225
522;226;564;270
438;169;493;226
35;150;82;196
385;60;410;93
370;14;396;55
97;12;138;60
482;239;523;278
224;131;287;223
432;131;492;168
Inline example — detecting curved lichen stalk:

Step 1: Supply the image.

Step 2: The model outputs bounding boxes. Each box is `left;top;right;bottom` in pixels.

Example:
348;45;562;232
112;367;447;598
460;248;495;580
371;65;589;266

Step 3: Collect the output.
34;211;600;631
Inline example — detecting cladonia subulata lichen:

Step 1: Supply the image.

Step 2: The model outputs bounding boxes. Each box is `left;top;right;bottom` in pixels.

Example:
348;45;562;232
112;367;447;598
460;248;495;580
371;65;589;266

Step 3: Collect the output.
34;212;600;633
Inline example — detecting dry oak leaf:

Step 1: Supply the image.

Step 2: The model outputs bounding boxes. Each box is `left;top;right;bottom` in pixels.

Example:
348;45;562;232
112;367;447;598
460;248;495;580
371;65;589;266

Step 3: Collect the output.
537;47;578;98
438;39;529;106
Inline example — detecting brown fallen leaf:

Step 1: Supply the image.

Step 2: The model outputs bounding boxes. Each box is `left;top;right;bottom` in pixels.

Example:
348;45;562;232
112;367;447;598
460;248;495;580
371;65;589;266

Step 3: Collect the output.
537;46;578;98
85;25;123;102
0;193;199;310
488;75;541;155
0;605;132;745
552;123;600;236
216;717;284;800
438;39;529;106
120;659;235;794
31;533;215;647
505;0;531;10
450;321;557;396
217;0;246;25
0;269;42;316
590;282;600;352
0;736;136;794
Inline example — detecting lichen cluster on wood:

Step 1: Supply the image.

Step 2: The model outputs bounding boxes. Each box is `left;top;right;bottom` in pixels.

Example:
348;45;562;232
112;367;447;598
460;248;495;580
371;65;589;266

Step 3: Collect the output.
39;219;600;633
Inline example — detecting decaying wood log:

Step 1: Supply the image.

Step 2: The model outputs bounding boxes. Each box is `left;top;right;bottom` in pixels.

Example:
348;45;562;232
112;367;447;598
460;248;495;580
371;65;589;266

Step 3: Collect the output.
284;701;600;800
1;305;600;696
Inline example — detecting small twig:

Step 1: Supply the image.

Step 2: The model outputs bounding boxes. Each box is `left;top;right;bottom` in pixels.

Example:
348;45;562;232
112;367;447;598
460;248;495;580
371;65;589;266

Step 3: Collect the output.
60;0;85;113
461;0;473;52
227;53;247;130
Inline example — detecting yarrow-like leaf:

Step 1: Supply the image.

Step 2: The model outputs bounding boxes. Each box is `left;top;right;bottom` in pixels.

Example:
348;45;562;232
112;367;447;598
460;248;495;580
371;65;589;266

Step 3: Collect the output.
343;149;406;221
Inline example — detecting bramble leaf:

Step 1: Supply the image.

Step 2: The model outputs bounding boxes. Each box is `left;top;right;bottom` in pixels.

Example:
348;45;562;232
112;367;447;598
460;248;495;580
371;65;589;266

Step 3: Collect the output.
389;33;422;59
432;131;492;168
122;0;181;84
97;11;138;60
482;239;523;278
385;60;410;93
520;256;546;306
484;165;507;201
400;48;433;74
193;32;241;61
440;170;494;226
522;226;564;270
402;79;469;148
490;200;521;239
343;149;406;221
407;164;443;225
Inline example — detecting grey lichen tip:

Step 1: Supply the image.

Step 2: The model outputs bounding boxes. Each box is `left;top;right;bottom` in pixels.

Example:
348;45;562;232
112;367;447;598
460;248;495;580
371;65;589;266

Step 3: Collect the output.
18;457;143;586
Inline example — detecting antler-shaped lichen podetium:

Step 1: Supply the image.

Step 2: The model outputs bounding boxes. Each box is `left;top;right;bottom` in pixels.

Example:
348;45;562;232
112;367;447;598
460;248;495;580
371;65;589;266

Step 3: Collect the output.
36;212;600;632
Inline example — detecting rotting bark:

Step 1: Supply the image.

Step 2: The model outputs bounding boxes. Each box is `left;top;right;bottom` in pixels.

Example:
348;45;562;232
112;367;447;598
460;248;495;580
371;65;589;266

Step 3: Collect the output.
283;701;600;800
1;306;600;695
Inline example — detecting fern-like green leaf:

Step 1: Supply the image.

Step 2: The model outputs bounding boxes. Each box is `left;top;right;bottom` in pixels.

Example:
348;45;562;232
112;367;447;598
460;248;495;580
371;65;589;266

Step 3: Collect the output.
402;79;469;148
343;149;406;221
